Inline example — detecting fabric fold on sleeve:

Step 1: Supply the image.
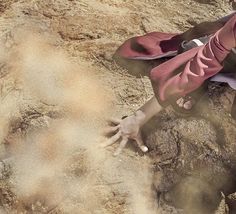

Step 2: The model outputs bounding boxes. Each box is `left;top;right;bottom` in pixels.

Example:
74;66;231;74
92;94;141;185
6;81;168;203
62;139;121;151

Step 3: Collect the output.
150;14;236;106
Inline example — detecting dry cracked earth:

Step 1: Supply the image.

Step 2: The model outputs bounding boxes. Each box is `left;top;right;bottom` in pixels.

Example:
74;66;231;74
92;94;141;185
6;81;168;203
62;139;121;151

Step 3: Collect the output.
0;0;235;214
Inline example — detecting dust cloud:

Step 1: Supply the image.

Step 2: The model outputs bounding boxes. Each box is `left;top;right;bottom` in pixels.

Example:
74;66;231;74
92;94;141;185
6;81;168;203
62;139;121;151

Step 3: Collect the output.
0;30;157;213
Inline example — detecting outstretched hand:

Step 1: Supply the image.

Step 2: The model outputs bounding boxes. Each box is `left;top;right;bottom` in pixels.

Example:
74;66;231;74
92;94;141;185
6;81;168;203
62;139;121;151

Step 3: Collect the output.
101;112;149;156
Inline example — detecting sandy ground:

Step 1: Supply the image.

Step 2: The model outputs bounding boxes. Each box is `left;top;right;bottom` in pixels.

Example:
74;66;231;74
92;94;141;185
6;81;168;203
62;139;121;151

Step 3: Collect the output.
0;0;234;213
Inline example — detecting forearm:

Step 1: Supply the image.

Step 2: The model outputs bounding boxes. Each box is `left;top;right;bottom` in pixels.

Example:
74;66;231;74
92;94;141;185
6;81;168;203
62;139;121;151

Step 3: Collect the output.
134;96;162;127
217;12;236;24
181;12;236;41
181;20;224;41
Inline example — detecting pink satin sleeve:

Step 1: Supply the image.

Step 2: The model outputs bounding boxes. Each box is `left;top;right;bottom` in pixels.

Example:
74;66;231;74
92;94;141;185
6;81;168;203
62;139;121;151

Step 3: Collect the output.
150;14;236;104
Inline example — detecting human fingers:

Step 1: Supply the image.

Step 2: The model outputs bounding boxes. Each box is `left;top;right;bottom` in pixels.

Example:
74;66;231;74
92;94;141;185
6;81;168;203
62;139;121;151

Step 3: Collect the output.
113;137;128;156
102;125;120;136
176;98;182;105
107;118;122;125
135;133;148;153
101;131;121;147
177;98;184;107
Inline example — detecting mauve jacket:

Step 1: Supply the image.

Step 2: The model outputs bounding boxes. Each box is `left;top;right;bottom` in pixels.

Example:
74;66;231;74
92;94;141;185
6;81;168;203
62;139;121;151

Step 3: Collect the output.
115;12;236;106
150;14;236;105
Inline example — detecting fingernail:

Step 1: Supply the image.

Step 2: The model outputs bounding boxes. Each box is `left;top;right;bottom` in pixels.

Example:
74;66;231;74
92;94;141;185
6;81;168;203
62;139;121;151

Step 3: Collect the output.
141;146;148;152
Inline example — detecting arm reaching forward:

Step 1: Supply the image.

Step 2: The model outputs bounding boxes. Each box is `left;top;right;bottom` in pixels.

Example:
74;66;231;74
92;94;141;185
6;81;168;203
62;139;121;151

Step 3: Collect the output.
102;96;162;156
103;14;236;156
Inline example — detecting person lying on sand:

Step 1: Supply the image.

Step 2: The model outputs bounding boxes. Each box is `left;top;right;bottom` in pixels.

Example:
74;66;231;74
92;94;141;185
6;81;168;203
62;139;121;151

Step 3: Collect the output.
103;4;236;156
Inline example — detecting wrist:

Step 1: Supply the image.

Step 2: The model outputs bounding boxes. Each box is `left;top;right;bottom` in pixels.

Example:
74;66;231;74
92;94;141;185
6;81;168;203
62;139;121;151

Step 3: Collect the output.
134;110;146;126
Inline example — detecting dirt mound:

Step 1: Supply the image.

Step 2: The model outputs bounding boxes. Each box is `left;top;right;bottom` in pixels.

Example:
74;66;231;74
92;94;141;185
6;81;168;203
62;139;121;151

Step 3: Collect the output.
143;110;236;213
